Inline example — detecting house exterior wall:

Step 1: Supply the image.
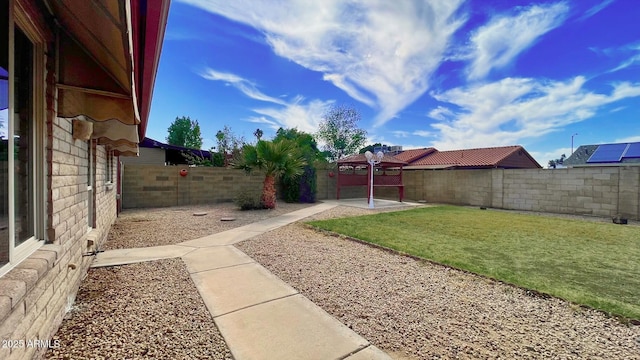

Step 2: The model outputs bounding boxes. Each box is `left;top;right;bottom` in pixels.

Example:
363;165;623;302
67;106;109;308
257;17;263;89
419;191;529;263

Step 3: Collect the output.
499;151;541;168
119;147;165;165
0;2;118;358
1;116;117;360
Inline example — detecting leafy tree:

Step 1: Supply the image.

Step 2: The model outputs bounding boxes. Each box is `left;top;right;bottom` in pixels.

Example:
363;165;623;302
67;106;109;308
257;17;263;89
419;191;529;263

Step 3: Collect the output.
215;125;245;166
167;116;202;149
274;127;325;162
315;105;367;161
182;150;214;166
233;140;306;209
359;143;384;154
273;127;322;203
548;154;566;169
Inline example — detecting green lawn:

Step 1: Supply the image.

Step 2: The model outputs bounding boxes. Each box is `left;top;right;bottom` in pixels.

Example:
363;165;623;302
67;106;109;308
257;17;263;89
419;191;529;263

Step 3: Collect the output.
307;206;640;320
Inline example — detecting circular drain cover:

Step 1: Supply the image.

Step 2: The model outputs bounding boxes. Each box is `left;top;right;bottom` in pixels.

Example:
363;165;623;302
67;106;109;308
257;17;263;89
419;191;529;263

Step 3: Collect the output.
193;212;208;216
220;217;236;221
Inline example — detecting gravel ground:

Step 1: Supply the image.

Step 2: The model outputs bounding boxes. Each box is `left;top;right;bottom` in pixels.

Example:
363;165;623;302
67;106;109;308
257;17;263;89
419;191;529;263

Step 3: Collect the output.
104;202;313;249
45;201;310;360
236;206;640;360
45;259;233;360
46;202;640;359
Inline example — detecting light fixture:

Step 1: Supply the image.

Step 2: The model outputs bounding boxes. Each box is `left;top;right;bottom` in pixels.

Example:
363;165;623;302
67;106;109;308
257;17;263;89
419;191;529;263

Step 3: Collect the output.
365;151;384;208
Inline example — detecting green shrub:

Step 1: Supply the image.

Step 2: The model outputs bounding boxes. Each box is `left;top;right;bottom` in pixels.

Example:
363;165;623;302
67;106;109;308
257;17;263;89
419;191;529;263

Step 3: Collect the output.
234;190;264;210
281;164;317;203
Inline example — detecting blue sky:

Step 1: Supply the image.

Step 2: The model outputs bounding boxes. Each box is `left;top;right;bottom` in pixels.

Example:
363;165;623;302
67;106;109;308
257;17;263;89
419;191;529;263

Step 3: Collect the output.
146;0;640;166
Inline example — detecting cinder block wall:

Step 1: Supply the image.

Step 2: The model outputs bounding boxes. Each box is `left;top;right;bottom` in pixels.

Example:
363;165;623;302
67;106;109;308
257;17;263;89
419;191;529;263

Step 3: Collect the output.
498;167;639;219
123;166;639;220
122;165;266;208
316;167;639;219
0;117;117;360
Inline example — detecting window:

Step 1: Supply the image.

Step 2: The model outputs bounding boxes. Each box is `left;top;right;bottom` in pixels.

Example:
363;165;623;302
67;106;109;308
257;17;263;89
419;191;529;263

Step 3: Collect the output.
14;26;34;246
105;150;113;184
87;140;94;230
1;2;45;275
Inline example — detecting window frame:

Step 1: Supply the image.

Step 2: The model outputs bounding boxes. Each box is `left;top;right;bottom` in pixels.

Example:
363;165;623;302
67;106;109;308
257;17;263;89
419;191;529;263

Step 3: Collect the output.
105;149;113;185
87;139;95;231
0;1;46;276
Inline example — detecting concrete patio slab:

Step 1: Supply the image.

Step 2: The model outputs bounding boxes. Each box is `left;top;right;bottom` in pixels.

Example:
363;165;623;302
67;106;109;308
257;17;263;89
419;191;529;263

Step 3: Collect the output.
190;262;297;317
182;246;254;274
241;220;292;233
91;245;195;268
345;345;393;360
323;198;422;210
214;294;370;360
179;229;263;247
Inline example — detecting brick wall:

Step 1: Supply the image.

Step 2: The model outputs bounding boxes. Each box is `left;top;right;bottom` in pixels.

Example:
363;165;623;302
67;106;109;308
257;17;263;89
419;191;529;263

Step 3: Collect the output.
0;117;117;360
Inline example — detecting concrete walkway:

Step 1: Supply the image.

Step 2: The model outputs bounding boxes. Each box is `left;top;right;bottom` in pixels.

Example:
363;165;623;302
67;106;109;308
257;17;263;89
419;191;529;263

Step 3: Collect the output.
92;201;396;360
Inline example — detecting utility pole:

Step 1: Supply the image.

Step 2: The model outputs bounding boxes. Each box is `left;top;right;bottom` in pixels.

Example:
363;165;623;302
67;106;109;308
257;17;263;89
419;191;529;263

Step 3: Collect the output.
571;133;578;154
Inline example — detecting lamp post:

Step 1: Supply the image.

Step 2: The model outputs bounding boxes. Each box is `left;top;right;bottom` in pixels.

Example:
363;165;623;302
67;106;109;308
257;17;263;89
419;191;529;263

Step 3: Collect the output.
365;150;384;209
571;133;578;154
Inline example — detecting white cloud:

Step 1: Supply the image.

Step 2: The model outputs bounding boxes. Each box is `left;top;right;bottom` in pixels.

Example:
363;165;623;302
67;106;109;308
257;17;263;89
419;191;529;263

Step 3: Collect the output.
609;53;640;73
200;68;333;133
250;98;334;133
200;68;287;105
429;76;640;150
427;106;455;121
392;130;410;138
615;135;640;143
179;0;467;126
588;42;640;73
466;2;569;80
578;0;616;21
413;130;434;137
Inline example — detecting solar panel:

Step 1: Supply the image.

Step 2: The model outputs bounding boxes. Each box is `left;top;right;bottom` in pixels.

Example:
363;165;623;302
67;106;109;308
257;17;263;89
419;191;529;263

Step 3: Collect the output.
622;142;640;158
587;143;628;163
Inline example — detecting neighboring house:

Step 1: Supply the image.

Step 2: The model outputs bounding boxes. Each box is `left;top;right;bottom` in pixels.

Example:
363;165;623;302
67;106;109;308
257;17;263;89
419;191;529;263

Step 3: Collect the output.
0;1;169;359
392;147;437;164
121;137;213;165
564;142;640;167
399;145;542;170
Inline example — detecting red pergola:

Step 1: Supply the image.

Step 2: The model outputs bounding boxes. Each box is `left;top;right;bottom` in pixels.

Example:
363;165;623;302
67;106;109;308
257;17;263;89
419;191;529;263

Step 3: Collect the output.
336;153;407;202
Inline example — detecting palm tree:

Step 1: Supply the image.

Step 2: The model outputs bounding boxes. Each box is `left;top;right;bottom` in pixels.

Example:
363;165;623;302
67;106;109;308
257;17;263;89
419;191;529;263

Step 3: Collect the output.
233;140;306;209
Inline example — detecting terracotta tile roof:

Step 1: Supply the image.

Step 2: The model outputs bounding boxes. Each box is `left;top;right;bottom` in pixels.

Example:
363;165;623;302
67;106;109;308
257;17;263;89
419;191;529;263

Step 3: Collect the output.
408;145;528;168
393;148;436;163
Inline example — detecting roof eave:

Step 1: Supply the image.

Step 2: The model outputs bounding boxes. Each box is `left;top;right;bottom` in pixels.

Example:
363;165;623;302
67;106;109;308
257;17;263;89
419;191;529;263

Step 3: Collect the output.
130;0;170;140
